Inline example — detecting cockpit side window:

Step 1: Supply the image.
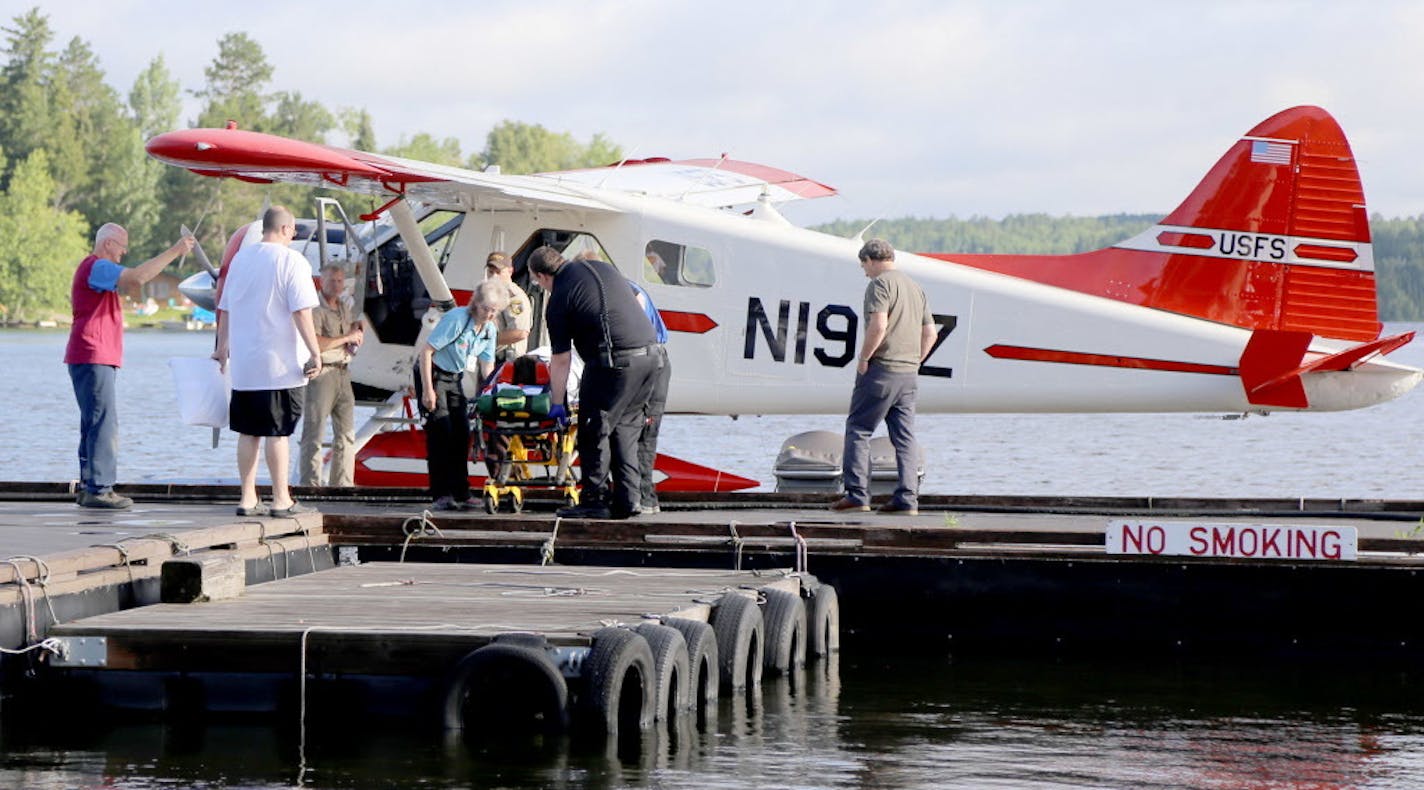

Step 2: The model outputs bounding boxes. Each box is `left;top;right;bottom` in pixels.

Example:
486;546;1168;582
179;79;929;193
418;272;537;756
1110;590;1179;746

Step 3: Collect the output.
644;239;714;288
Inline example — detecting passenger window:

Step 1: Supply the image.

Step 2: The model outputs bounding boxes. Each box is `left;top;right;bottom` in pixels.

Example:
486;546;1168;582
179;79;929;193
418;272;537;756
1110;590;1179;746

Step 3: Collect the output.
644;239;715;288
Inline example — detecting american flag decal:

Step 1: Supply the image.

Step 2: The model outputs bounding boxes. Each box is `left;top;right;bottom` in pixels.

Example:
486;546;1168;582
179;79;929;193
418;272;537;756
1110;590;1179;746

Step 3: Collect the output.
1250;140;1293;165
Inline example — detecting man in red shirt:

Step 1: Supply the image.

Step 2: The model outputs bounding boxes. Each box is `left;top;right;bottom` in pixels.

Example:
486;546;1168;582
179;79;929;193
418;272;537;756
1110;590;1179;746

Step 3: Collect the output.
65;223;194;509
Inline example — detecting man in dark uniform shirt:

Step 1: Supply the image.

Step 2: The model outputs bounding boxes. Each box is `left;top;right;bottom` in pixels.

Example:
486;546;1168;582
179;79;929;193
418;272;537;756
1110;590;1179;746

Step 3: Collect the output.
529;246;659;519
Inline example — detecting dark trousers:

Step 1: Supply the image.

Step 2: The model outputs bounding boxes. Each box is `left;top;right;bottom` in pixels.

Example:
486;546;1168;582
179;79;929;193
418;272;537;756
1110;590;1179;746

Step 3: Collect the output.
416;369;471;501
637;345;671;507
68;363;119;494
842;364;920;508
577;351;659;513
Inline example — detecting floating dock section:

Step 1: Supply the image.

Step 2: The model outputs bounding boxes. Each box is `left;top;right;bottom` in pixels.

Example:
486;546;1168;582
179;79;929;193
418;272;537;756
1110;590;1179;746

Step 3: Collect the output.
42;563;838;735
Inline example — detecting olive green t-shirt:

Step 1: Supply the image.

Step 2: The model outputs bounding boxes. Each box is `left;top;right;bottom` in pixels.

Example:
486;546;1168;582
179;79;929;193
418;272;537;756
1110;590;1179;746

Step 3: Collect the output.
863;269;932;373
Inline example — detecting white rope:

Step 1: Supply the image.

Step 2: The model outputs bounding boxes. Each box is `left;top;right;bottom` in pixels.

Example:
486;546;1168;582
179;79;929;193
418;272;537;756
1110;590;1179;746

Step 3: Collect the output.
540;518;560;566
399;510;443;562
0;637;62;656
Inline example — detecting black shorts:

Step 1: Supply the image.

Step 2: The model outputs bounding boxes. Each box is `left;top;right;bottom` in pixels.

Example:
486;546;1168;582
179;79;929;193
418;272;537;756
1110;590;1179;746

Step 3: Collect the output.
230;388;304;437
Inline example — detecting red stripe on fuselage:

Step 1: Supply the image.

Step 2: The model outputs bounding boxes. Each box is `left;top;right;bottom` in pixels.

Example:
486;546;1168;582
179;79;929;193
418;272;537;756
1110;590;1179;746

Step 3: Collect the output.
660;310;718;333
984;344;1238;376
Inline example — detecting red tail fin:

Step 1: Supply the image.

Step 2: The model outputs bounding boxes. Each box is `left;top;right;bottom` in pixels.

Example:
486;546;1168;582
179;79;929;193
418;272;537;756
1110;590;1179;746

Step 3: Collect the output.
926;106;1382;342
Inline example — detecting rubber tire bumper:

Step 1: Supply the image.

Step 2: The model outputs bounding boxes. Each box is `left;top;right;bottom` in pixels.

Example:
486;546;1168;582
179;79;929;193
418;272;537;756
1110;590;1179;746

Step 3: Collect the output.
633;622;690;721
759;587;807;675
708;592;764;691
580;626;656;735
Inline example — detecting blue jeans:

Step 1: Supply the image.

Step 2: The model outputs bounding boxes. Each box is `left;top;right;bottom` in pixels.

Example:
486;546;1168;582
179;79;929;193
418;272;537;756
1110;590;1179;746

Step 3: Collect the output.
842;364;920;507
69;363;119;494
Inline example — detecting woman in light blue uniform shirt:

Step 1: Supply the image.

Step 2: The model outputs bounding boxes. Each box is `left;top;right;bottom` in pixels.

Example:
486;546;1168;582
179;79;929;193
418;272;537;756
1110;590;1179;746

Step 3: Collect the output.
416;281;507;510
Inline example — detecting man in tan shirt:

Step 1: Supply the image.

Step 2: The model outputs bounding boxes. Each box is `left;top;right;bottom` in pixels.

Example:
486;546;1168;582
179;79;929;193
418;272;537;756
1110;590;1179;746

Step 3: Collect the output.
299;264;364;486
831;239;935;515
485;252;532;359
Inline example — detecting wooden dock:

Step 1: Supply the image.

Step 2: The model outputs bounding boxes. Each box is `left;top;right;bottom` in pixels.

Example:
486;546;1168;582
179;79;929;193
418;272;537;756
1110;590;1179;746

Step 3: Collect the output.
3;481;1424;721
0;499;331;651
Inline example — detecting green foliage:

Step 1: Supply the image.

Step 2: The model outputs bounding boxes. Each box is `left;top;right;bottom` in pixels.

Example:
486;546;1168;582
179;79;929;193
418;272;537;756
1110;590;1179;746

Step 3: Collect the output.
384;132;464;168
339;107;377;151
129;55;180;140
481;120;623;174
813;214;1159;256
194;32;272;130
0;149;89;321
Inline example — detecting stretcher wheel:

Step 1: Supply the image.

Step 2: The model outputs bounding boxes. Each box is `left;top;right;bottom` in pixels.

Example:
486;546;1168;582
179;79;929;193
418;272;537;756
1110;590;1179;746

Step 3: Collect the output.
483;493;497;514
563;492;578;508
510;494;524;514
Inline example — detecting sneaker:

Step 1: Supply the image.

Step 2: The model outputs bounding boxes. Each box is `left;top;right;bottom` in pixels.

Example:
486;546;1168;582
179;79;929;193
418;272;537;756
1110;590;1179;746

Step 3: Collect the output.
556;503;612;519
79;490;132;510
829;497;869;513
431;496;460;512
877;501;919;515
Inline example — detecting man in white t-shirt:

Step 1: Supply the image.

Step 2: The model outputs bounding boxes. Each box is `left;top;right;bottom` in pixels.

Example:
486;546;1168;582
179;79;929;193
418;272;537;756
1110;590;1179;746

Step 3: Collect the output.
215;206;322;518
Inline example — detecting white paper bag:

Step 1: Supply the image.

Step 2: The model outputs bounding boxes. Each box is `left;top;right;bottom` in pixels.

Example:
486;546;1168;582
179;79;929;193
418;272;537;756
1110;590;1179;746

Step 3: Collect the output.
169;357;230;428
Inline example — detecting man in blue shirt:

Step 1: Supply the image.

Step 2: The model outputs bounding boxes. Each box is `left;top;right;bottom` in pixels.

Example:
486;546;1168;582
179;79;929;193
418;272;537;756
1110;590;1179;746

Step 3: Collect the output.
630;281;670;514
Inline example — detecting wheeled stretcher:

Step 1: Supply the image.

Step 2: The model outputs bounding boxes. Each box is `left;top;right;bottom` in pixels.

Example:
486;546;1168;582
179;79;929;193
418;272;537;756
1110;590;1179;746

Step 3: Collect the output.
472;355;578;513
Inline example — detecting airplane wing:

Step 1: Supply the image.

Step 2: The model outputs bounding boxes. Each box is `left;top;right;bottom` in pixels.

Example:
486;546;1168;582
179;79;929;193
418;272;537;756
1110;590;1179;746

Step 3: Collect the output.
146;127;618;214
146;128;836;214
536;156;837;208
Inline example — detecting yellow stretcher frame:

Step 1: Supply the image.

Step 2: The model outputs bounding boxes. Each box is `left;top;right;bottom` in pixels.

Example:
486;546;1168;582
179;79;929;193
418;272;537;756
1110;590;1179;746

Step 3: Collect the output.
479;417;579;514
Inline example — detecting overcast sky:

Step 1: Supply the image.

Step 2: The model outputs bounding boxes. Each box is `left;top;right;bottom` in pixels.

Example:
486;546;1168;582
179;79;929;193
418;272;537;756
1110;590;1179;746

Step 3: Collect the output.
10;0;1424;225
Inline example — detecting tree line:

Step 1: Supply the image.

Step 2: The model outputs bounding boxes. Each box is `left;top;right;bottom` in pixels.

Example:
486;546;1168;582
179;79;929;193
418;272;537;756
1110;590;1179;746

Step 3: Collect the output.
0;7;621;321
813;215;1424;321
3;6;1423;323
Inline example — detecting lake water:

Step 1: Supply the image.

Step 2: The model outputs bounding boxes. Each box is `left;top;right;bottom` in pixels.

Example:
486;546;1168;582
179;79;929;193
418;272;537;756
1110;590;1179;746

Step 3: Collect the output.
3;327;1424;788
3;326;1423;499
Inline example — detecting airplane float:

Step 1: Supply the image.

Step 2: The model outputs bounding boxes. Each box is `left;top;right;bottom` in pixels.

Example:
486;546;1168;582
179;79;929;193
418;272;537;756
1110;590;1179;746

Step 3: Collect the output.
146;106;1421;492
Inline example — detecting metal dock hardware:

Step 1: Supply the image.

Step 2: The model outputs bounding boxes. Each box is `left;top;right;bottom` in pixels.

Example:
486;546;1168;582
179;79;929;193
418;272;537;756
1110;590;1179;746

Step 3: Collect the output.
49;636;106;668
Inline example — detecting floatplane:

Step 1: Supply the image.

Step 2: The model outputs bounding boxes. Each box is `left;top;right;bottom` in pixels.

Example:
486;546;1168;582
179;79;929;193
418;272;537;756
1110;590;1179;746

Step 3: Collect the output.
146;106;1421;491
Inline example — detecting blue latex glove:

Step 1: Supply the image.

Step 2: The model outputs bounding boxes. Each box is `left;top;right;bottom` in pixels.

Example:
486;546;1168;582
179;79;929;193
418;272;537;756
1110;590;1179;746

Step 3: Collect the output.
549;403;569;427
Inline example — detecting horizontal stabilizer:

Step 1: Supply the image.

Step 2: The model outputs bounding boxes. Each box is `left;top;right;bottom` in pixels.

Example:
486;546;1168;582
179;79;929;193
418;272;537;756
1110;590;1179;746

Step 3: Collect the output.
1239;330;1313;408
1238;330;1417;409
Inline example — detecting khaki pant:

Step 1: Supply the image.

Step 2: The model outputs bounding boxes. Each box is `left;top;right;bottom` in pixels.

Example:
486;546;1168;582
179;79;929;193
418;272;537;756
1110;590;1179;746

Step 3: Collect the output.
299;366;356;487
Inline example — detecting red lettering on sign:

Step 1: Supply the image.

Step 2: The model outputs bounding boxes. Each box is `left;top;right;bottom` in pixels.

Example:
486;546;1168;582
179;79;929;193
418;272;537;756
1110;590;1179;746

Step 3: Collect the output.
1189;527;1207;555
1211;528;1236;555
1122;524;1144;553
1261;528;1281;557
1323;531;1342;560
1146;526;1165;554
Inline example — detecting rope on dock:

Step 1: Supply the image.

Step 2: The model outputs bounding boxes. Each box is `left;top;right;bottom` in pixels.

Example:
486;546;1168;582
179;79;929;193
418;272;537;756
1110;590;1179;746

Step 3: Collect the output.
729;521;744;570
0;636;61;657
2;556;59;642
398;510;444;562
137;533;191;555
256;521;288;581
540;519;560;567
92;541;135;586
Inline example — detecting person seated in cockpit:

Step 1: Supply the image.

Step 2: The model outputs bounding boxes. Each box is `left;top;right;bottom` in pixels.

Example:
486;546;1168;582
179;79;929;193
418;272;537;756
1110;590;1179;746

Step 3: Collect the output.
644;251;670;284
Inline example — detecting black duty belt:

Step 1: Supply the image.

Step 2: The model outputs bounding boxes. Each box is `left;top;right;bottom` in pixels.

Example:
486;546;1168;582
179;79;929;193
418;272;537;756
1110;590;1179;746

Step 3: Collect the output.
611;345;651;360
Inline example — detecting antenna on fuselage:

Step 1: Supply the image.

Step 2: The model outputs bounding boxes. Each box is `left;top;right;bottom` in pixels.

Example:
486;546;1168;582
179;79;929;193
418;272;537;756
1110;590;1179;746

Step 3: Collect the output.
596;145;640;189
679;152;729;202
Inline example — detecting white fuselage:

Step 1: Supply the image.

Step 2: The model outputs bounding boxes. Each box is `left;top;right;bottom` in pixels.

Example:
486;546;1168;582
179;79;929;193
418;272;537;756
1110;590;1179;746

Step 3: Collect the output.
411;190;1417;416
